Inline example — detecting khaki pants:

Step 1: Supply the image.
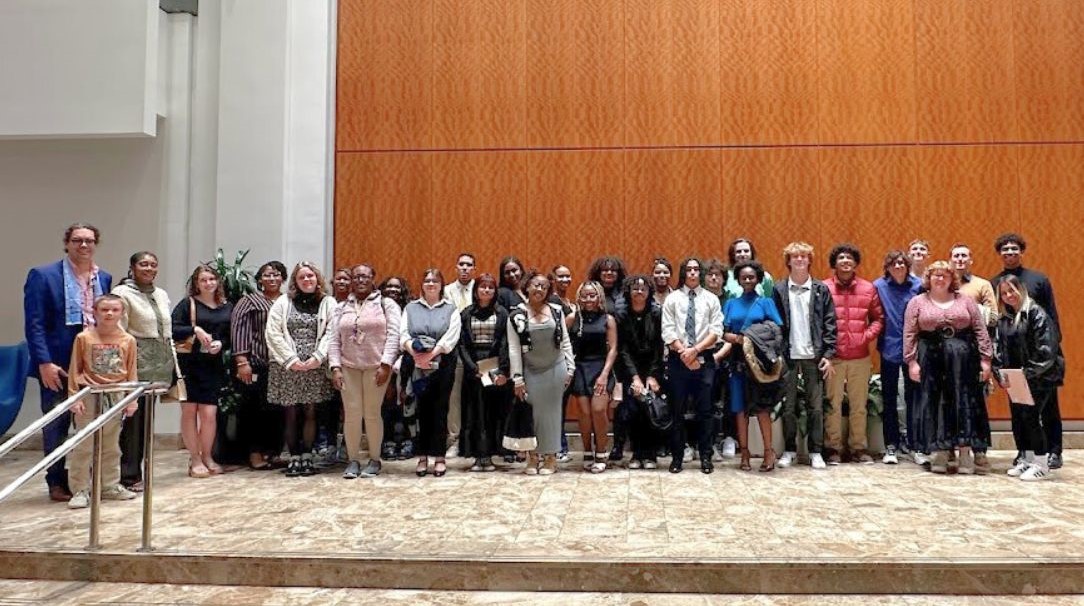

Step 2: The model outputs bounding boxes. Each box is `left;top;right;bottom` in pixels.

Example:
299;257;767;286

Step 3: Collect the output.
341;367;385;461
825;357;872;453
447;363;463;440
67;399;123;494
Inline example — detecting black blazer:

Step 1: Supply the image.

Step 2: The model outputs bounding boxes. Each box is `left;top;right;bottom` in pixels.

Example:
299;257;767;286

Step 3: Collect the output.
772;277;838;362
457;304;511;377
616;306;664;384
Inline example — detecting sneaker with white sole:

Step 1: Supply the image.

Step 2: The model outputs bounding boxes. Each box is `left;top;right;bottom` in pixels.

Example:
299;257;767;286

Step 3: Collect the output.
628;459;643;470
882;447;898;465
643;460;658;470
445;441;459;458
556;451;572;463
712;447;724;462
67;490;90;509
1020;463;1050;482
777;451;797;468
721;437;737;458
810;453;827;470
102;484;137;501
1007;460;1030;477
913;452;929;467
683;446;694;463
342;460;362;479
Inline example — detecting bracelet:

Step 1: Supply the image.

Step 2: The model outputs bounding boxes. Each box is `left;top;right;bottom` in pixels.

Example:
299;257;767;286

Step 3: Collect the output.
236;361;250;368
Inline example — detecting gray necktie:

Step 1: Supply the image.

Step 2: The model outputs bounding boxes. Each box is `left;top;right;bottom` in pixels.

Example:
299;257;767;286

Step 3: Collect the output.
685;290;697;347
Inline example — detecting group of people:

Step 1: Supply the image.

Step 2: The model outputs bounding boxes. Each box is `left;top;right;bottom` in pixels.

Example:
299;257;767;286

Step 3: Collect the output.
23;225;1066;508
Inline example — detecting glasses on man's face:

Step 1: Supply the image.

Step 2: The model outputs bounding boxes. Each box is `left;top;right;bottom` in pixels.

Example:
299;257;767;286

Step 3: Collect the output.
354;275;374;282
69;238;97;246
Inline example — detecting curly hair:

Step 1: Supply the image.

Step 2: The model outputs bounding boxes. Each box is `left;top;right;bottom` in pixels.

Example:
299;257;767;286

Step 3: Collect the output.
881;250;911;279
828;243;862;269
731;260;766;286
921;260;961;292
519;268;554;300
622;274;655;305
994;232;1027;254
587;255;627;291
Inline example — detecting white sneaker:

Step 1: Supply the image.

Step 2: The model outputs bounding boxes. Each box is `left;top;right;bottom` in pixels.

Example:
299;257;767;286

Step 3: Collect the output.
1007;460;1030;477
643;460;658;470
882;448;899;465
683;446;694;463
810;453;827;470
1020;464;1050;482
913;452;929;466
712;447;724;462
628;459;643;470
777;451;797;468
102;484;137;501
67;490;89;509
721;437;737;458
445;441;459;458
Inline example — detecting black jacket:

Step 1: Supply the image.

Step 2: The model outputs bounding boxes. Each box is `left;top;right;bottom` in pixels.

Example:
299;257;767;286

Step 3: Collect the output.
457;304;511;377
772;278;838;361
995;304;1064;387
743;321;785;374
616;306;664;384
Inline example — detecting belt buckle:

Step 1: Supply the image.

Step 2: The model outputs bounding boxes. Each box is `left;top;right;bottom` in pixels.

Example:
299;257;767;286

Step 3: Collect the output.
939;326;956;339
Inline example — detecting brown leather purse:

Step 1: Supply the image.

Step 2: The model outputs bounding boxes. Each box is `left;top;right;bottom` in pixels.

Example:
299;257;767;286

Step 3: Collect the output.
173;297;197;354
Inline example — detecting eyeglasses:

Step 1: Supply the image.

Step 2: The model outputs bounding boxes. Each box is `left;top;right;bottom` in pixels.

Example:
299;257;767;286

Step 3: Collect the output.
261;272;282;279
69;238;97;246
527;282;549;290
353;275;374;282
422;279;440;285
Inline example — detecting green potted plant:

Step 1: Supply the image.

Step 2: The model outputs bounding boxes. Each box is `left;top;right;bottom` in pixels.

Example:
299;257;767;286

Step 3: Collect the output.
210;248;256;465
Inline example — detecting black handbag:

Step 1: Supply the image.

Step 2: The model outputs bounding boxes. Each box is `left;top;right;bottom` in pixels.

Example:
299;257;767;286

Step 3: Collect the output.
502;396;538;451
643;391;673;431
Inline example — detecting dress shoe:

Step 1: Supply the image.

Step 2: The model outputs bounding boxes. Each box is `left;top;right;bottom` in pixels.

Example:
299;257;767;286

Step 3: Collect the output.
49;485;73;502
668;461;683;474
700;459;714;474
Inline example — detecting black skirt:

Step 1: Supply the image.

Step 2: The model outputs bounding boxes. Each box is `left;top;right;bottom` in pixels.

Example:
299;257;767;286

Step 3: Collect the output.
177;352;227;405
911;330;986;452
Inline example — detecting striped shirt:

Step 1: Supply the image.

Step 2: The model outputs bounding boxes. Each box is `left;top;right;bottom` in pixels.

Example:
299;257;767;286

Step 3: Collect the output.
231;292;279;367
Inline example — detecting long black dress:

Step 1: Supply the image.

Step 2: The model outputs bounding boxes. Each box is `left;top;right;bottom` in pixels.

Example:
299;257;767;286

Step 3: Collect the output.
457;304;512;459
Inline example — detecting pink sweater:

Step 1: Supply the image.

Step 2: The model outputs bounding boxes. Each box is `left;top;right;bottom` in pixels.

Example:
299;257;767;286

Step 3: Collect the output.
902;294;993;364
327;293;401;370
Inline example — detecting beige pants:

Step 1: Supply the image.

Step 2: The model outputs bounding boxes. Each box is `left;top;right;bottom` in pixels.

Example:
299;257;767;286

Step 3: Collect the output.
825;357;872;453
341;367;385;461
447;363;463;440
67;400;123;494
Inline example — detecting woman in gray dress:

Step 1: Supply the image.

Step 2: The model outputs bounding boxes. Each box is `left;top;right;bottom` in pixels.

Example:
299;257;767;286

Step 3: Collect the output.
508;269;575;475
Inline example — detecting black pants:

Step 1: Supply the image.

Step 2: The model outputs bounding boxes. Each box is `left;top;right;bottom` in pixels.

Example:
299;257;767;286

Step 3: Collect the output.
237;365;282;455
1045;388;1063;455
667;356;716;459
628;396;656;461
119;401;146;486
1011;387;1052;456
415;363;455;457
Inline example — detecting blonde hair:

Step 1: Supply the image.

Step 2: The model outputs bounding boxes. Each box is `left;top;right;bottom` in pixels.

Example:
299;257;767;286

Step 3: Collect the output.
921;260;961;292
575;280;608;313
782;241;814;269
998;275;1033;328
287;261;329;300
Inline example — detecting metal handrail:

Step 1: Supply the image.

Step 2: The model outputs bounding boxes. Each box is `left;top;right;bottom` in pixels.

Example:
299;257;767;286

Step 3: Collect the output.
0;386;92;459
0;381;169;551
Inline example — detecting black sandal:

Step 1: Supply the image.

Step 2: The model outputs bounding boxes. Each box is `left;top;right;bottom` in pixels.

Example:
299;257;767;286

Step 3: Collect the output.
434;459;447;477
415;458;428;477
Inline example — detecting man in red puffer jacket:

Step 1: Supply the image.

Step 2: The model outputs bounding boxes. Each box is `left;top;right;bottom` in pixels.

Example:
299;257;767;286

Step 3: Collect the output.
824;243;884;465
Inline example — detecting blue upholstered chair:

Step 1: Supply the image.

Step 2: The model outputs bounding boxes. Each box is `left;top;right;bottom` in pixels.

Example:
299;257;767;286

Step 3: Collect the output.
0;342;30;436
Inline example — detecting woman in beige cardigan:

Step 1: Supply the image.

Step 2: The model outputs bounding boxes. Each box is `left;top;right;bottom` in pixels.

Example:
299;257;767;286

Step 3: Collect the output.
112;251;173;491
265;262;336;477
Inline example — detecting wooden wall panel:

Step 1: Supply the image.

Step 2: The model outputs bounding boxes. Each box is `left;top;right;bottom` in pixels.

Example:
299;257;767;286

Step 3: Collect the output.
624;150;722;268
430;152;528;279
432;0;527;149
914;146;1020;267
1014;0;1084;141
816;0;917;144
526;0;624;148
816;147;918;275
625;0;721;147
1018;144;1084;420
915;0;1018;143
335;153;433;278
719;0;818;145
336;0;432;151
525;151;625;278
720;148;822;279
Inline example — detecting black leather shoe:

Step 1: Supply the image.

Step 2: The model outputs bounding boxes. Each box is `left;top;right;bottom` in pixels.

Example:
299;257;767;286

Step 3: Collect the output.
669;461;682;474
1049;453;1063;469
49;485;73;502
700;459;714;474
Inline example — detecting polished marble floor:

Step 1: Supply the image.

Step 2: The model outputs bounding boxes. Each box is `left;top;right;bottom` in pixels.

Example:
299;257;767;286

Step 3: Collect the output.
0;448;1081;563
0;581;1082;605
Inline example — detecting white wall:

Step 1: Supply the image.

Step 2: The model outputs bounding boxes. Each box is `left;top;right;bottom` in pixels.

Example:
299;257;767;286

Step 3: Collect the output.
0;0;160;138
2;1;335;439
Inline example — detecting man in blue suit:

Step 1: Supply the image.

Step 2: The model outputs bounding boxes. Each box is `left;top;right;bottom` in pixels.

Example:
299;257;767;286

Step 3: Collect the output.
23;223;112;502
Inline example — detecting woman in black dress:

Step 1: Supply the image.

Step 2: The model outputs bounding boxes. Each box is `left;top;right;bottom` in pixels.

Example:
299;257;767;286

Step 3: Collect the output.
567;280;618;473
457;273;512;471
497;256;527;312
617;275;664;469
172;264;233;478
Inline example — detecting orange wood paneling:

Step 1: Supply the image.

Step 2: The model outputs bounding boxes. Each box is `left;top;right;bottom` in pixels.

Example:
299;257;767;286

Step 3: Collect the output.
430;152;528;278
720;148;822;279
816;0;917;144
915;0;1018;143
1018;144;1084;420
336;0;432;151
719;0;818;146
624;0;721;147
526;0;624;148
624;150;722;268
914;145;1021;267
525;151;625;278
1013;0;1084;141
335;153;433;279
432;0;527;149
816;146;919;273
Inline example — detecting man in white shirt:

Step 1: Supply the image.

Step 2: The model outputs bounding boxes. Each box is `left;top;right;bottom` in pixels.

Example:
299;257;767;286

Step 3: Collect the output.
771;242;837;470
661;258;723;474
443;252;475;457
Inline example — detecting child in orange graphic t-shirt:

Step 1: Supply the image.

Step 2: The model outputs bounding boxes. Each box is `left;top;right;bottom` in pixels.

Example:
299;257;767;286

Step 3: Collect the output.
65;294;139;509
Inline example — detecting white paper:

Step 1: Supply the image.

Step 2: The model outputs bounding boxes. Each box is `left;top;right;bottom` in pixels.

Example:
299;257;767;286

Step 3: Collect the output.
1001;369;1034;406
477;357;499;387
